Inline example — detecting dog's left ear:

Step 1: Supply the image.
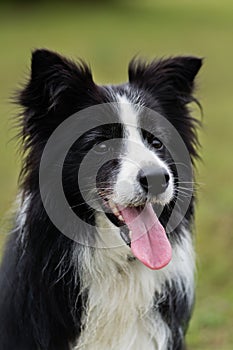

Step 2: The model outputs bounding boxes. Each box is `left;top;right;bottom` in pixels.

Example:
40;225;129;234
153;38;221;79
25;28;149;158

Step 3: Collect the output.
128;56;202;103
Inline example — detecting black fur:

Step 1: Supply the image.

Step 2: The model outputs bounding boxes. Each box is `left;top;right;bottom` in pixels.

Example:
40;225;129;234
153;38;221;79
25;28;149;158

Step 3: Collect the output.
0;49;202;350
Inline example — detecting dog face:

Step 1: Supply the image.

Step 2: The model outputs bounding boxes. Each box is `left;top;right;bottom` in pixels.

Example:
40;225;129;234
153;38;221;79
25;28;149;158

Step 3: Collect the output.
88;96;176;269
19;49;202;270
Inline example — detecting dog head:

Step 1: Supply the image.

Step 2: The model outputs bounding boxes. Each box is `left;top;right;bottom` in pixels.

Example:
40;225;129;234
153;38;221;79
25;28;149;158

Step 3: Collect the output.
19;49;202;269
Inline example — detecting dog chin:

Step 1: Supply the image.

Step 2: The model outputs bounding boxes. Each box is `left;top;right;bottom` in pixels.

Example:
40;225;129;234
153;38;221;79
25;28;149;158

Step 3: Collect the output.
150;188;174;206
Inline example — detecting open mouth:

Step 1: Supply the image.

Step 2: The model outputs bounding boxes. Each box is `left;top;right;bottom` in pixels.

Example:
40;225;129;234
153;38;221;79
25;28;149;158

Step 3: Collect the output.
104;199;172;270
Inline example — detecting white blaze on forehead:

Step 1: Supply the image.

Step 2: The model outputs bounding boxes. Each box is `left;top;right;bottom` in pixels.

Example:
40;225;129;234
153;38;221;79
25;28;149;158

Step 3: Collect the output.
116;93;153;160
116;93;163;163
117;94;140;138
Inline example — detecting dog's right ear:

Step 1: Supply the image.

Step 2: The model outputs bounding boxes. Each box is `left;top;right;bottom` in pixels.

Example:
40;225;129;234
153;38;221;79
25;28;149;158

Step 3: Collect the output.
19;49;98;140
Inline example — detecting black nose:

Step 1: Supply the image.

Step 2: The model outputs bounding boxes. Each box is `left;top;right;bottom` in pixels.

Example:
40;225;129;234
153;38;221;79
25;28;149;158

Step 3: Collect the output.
138;167;170;196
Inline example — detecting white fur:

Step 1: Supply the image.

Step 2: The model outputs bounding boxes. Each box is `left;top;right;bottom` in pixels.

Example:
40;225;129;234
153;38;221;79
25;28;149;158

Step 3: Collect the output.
15;193;31;245
73;213;195;350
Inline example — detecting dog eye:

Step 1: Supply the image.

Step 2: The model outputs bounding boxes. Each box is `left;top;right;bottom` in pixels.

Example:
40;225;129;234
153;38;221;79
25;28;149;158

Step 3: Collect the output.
94;142;110;154
151;138;163;150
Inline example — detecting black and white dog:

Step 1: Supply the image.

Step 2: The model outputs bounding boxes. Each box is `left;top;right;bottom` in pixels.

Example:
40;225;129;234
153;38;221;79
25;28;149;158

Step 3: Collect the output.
0;49;202;350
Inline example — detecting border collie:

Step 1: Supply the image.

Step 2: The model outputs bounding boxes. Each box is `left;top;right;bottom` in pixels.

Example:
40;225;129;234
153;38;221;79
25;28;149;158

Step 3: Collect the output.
0;49;202;350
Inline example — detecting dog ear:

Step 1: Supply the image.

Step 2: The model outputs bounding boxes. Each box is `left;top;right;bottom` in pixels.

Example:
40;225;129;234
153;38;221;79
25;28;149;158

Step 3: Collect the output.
18;49;98;140
30;49;68;80
128;56;202;161
128;56;202;104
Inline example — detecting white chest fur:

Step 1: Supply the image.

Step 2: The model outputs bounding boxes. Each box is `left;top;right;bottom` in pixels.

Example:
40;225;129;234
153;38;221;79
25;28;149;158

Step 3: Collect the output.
74;263;170;350
73;216;195;350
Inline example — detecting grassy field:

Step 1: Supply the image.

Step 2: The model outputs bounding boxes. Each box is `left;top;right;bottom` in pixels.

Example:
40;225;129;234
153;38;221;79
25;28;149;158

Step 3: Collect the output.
0;1;233;348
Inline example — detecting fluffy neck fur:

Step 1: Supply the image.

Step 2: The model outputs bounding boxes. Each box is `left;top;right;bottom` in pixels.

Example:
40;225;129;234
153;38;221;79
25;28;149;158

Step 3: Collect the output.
72;213;195;350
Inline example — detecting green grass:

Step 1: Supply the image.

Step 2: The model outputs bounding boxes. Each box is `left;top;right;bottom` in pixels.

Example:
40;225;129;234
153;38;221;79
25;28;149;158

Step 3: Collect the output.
0;1;233;348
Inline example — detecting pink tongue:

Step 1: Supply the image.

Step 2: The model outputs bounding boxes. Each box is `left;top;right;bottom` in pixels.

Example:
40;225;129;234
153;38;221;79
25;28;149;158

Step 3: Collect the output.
120;203;172;270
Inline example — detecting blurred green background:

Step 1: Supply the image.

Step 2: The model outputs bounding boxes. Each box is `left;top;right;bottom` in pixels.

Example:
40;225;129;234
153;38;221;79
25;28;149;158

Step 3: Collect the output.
0;0;233;348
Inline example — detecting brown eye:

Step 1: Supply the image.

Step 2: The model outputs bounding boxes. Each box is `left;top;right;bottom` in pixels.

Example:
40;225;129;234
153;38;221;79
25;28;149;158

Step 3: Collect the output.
152;138;163;150
94;142;109;154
